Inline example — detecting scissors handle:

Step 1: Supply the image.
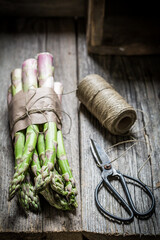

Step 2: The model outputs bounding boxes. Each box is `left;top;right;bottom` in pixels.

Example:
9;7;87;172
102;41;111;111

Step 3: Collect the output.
95;178;134;222
121;174;155;218
95;173;155;222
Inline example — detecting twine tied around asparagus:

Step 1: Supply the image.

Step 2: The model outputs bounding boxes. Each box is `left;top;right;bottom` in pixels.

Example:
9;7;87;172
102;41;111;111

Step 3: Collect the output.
9;88;62;137
9;87;73;137
25;88;62;134
25;89;72;135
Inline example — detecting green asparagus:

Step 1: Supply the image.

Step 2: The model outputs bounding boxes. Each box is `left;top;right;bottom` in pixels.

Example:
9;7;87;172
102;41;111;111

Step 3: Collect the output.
8;52;78;213
8;60;39;200
8;69;40;212
57;130;78;207
18;172;41;213
54;82;78;207
37;131;67;196
35;53;57;192
31;148;72;210
8;69;26;200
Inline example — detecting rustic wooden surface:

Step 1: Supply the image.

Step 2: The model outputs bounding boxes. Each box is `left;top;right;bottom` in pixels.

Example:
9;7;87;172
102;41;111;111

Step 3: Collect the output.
0;0;86;17
0;17;160;239
78;19;160;239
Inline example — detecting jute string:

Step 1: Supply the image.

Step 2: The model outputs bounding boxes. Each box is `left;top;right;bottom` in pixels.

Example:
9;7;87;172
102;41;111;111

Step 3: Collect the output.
103;108;159;190
20;89;72;135
24;88;72;135
105;138;159;190
62;76;159;190
8;88;63;138
76;74;137;135
23;89;62;134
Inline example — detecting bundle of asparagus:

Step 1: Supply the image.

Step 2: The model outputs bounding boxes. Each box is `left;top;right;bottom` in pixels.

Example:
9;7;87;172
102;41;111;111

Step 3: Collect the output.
8;52;77;213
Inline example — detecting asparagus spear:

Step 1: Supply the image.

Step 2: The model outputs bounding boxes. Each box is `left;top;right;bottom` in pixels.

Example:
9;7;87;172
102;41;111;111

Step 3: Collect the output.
31;149;57;208
7;75;25;170
37;132;46;167
41;186;73;210
8;60;39;200
57;129;77;208
8;69;26;200
19;59;40;212
36;52;54;88
21;58;39;175
36;53;69;196
13;130;40;214
8;70;40;212
18;172;41;213
37;58;78;206
11;69;23;96
31;148;72;210
54;82;78;207
50;82;68;196
50;169;67;196
8;82;26;208
37;130;67;196
35;53;57;192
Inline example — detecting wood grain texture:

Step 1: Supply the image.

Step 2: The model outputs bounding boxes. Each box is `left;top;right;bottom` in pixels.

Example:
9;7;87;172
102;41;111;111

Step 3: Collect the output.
0;0;86;17
42;18;81;236
0;18;81;240
0;18;44;236
78;19;160;239
87;0;105;47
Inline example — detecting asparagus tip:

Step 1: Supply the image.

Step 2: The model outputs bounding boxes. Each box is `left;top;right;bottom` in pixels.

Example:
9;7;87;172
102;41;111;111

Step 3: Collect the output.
35;172;52;193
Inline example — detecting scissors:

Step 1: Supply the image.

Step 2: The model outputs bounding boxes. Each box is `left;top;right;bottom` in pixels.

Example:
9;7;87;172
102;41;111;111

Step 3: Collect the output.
90;139;155;223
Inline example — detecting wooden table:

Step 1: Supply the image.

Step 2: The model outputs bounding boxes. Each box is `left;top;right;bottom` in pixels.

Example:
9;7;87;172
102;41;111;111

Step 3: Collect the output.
0;18;160;240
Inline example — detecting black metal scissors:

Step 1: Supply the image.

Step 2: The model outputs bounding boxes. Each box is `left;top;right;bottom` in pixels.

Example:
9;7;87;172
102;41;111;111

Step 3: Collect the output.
90;139;155;223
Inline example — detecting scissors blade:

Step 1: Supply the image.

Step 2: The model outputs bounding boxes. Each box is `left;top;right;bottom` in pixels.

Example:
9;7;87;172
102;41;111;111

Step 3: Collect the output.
90;139;111;166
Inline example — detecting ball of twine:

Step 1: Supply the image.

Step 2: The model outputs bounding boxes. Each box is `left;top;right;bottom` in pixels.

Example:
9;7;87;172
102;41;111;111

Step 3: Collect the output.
77;74;137;135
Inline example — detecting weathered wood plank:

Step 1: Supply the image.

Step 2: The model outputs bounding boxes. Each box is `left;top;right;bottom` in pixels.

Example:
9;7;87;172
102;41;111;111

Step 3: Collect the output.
42;18;82;238
121;56;160;236
78;19;124;237
78;19;160;239
0;0;86;17
0;17;45;235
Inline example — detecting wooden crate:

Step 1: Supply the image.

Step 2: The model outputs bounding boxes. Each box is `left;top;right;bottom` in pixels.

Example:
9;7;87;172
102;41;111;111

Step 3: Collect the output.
0;0;86;17
87;0;160;55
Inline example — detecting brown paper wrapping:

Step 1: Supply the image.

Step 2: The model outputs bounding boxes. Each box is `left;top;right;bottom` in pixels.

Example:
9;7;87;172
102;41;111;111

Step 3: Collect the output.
8;87;61;139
